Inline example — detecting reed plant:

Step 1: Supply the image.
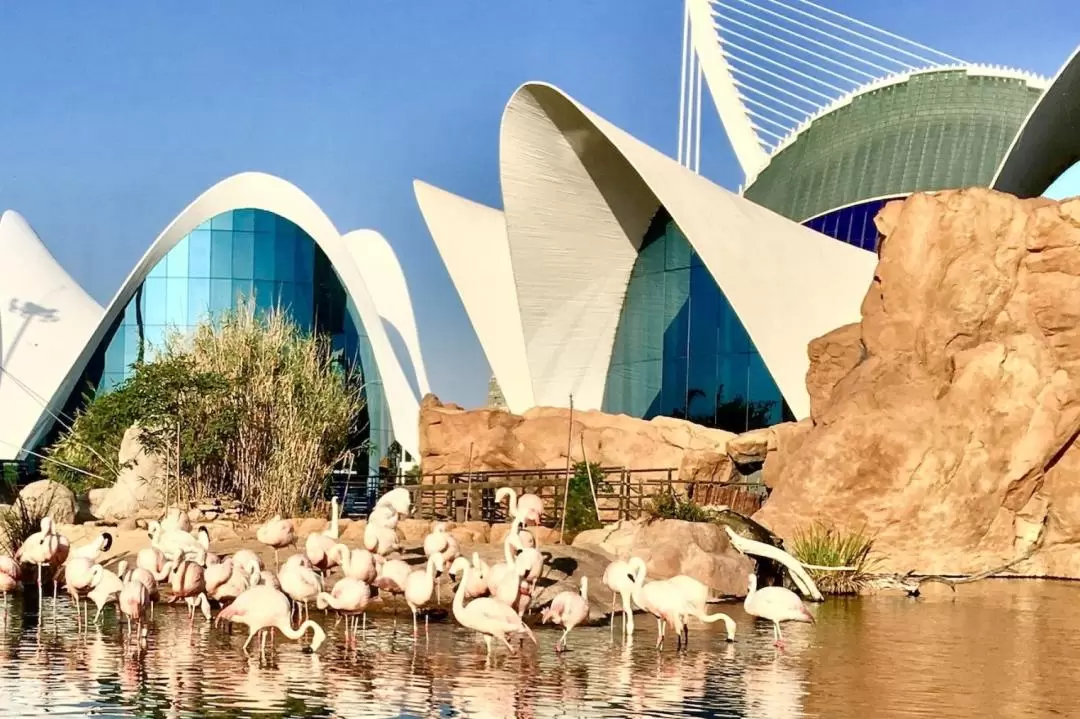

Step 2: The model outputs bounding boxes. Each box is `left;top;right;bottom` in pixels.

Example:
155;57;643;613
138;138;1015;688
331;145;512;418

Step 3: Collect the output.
790;522;878;595
0;474;49;557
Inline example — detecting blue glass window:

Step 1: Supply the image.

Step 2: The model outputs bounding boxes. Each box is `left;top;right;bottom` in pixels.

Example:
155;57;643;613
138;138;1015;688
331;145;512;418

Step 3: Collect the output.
603;208;792;432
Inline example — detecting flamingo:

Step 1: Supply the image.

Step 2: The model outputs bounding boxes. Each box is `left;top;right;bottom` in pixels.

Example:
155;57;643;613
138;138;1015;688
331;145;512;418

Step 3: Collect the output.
456;553;488;600
135;547;173;582
744;573;814;648
305;497;341;573
423;523;460;601
666;573;737;644
368;504;400;529
256;516;296;569
118;579;151;641
204;557;235;598
71;532;113;561
169;559;211;624
485;533;525;607
279;552;323;621
333;544;379;584
64;556;99;626
449;558;535;656
496;487;543;529
16;517;68;606
0;555;21;611
217;585;327;659
375;487;412;518
404;554;445;635
160;507;192;534
232;549;263;572
603;559;638;636
152;525;210;563
116;560;160;619
363;522;400;557
211;560;251;605
509;520;544;594
541;576;590;653
86;563;124;623
317;577;372;642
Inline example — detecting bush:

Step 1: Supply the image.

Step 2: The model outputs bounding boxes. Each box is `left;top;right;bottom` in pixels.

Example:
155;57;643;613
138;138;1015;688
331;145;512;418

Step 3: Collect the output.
561;461;608;540
790;523;878;595
0;474;49;557
645;487;715;523
44;301;366;517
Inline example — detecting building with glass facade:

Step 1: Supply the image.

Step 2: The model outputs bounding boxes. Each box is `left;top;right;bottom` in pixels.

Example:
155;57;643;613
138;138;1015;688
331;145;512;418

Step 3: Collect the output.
1;173;425;472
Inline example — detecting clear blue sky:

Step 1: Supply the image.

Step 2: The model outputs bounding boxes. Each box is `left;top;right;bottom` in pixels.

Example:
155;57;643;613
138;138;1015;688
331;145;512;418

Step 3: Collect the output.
1;1;1077;408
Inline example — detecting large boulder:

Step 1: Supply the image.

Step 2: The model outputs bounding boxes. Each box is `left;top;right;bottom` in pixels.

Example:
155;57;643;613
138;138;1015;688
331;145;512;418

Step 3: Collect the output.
572;518;754;597
420;395;734;476
756;189;1080;577
95;425;168;522
18;480;77;524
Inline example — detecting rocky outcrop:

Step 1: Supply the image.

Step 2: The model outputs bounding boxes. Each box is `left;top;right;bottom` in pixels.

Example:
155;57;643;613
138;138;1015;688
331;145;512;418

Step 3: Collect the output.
572;518;754;597
95;425;168;522
19;480;77;524
755;189;1080;577
420;395;734;481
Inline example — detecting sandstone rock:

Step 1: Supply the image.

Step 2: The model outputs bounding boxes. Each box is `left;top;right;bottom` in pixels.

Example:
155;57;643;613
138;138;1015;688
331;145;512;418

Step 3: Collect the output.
96;425;167;522
420;395;733;475
88;488;109;518
18;480;77;524
118;518;138;532
340;519;366;543
295;518;327;537
447;521;489;544
572;518;754;597
187;508;202;524
755;190;1080;577
679;449;735;483
726;427;775;466
761;421;812;490
397;519;432;543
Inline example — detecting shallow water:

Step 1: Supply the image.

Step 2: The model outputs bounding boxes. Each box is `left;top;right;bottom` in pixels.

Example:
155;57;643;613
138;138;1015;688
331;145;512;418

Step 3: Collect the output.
0;580;1077;718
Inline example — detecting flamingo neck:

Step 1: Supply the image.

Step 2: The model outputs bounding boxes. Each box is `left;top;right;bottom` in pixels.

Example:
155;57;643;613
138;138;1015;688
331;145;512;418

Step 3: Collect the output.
328;498;340;537
278;618;316;641
504;488;518;517
580;576;588;600
745;576;757;611
502;535;514;565
454;566;470;618
426;556;439;579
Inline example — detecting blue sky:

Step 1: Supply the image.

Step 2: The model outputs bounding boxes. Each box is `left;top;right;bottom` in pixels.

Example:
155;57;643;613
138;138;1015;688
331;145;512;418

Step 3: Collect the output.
1;1;1078;408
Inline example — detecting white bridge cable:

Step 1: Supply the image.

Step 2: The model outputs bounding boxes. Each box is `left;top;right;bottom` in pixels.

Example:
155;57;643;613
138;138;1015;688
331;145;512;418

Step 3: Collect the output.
716;34;850;94
712;3;906;78
733;78;818;119
717;24;877;84
750;122;787;143
729;61;833;106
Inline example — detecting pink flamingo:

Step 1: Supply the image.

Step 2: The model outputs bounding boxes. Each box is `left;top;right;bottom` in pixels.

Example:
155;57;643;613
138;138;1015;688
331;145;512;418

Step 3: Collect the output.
71;532;113;561
256;516;295;569
510;523;544;594
541;577;590;653
118;578;151;641
363;522;400;557
404;554;445;636
64;556;98;627
333;544;381;584
217;584;327;659
496;487;543;530
423;523;459;601
456;553;489;600
204;557;235;598
169;559;211;624
375;487;412;518
160;507;192;534
0;555;20;612
86;563;124;623
135;547;172;582
744;573;814;648
304;497;341;573
603;559;638;636
484;533;523;606
279;552;322;621
117;560;160;619
449;558;535;656
16;517;68;607
316;577;372;642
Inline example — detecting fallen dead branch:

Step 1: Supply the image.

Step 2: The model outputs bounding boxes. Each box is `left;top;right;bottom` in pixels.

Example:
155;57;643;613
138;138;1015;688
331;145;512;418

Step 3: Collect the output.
867;545;1039;597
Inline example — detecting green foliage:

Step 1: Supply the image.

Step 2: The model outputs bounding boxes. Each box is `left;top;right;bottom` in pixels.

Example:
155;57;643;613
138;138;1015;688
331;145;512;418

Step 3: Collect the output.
790;523;878;595
0;474;49;557
645;487;715;523
44;300;365;516
562;461;608;540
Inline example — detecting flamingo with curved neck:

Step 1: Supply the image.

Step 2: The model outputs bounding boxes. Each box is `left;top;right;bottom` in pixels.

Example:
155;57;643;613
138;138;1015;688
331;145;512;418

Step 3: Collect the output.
745;573;814;648
218;584;327;659
450;558;535;656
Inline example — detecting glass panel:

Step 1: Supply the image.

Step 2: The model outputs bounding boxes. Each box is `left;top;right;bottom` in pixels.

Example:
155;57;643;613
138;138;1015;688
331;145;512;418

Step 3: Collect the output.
210;279;233;314
253;280;275;314
165;277;188;328
231;231;255;280
187;277;210;326
253;232;276;281
166;236;189;278
210;212;233;231
210;230;233;278
232;279;253;306
254;209;277;233
275;232;296;282
232;208;256;232
143;278;167;326
188;229;211;277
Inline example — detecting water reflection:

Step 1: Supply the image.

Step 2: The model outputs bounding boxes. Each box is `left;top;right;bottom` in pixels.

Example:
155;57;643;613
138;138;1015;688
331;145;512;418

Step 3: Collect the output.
0;581;1077;717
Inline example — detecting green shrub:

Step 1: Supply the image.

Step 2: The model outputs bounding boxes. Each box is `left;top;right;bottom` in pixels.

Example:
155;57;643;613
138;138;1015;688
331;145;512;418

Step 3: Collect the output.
0;474;50;557
790;523;878;595
645;487;714;523
561;461;608;540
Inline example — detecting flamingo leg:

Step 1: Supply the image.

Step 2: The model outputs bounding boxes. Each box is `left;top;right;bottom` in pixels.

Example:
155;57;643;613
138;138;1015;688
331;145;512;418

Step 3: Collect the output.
609;594;616;637
484;635;493;655
412;608;418;636
243;628;257;656
37;564;43;608
557;628;570;652
623;592;635;635
499;634;515;655
261;628;268;660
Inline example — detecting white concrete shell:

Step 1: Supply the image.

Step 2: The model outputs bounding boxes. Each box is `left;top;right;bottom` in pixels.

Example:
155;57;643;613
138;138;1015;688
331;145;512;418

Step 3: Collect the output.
0;212;104;459
419;83;877;418
413;180;535;413
37;173;420;457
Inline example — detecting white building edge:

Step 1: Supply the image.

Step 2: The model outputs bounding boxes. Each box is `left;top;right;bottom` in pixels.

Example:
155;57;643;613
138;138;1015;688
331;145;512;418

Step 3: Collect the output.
416;82;877;420
3;172;422;461
0;211;104;460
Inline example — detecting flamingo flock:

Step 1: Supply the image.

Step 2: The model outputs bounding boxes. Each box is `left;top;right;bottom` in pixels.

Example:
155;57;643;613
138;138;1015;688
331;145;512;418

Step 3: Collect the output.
0;486;816;660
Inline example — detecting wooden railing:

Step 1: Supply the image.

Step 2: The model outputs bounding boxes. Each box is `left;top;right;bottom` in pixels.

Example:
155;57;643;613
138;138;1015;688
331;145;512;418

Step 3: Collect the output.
342;466;767;524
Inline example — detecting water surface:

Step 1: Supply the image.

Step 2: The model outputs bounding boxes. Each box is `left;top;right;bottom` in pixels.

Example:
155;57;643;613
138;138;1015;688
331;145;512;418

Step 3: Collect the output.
0;580;1076;718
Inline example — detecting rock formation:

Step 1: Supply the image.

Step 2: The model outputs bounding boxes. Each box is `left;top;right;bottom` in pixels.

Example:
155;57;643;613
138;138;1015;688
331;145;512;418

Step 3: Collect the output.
420;395;736;482
95;425;168;522
573;518;754;597
18;480;77;524
755;189;1080;577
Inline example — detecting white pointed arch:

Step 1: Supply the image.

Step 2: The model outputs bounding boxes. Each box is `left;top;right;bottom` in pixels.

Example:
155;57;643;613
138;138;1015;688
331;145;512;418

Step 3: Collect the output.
498;82;876;417
412;180;535;413
0;211;104;459
38;172;420;457
342;229;430;399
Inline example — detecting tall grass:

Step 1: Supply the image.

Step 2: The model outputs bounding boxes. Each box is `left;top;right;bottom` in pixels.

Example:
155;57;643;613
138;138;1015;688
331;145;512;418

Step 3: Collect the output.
0;475;49;557
790;523;878;595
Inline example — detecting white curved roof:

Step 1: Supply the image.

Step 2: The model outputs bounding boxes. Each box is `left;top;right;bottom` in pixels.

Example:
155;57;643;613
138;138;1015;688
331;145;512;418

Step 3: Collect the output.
0;211;104;460
36;173;420;457
417;82;877;418
342;229;430;398
413;180;535;412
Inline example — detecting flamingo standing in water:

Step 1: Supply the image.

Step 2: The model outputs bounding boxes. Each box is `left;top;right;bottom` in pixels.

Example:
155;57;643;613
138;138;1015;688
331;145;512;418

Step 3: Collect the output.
65;556;100;627
334;545;380;584
169;559;211;624
496;487;543;531
603;559;638;637
279;553;323;621
256;517;295;569
364;522;400;557
542;576;590;653
423;523;459;601
305;497;341;574
0;556;20;612
449;558;535;656
118;578;152;641
16;517;68;607
744;573;814;648
218;584;327;659
86;563;124;623
404;554;445;636
116;560;160;619
317;577;372;642
374;558;411;624
135;547;172;582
